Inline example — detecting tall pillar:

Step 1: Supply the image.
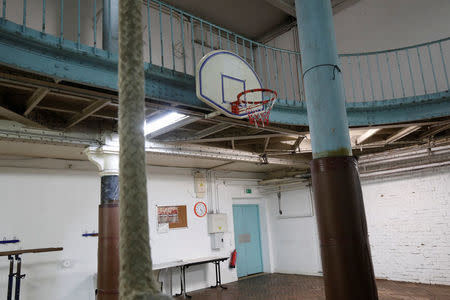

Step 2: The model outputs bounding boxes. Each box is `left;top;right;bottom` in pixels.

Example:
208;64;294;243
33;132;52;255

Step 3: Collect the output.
85;146;120;300
294;0;378;299
103;0;119;53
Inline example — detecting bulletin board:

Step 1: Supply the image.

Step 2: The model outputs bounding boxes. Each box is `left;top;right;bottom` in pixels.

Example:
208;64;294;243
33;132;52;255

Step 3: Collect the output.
157;205;187;229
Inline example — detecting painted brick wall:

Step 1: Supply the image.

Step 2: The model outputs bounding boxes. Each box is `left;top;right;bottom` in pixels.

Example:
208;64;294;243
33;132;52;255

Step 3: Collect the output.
362;168;450;285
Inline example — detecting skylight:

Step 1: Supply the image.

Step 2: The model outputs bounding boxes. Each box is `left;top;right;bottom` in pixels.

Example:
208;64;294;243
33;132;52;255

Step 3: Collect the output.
144;112;188;136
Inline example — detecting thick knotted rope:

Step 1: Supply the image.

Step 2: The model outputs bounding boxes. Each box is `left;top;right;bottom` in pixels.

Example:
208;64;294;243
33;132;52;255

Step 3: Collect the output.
118;1;172;299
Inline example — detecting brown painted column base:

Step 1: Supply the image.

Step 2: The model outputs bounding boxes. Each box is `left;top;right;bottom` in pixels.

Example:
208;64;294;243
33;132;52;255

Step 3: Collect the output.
97;202;120;300
311;156;378;300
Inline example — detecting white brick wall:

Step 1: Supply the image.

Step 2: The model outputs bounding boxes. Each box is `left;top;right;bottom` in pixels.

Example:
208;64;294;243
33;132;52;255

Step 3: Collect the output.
362;168;450;285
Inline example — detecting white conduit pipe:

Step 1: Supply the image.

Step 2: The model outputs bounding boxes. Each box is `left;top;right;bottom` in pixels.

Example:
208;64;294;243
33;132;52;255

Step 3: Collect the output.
118;1;172;299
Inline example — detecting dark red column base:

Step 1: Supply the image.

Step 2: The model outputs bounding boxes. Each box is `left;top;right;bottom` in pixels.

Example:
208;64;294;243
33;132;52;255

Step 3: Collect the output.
97;202;119;300
311;156;378;300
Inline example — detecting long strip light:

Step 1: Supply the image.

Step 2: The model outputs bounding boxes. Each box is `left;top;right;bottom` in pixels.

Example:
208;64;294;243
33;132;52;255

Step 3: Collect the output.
144;112;188;136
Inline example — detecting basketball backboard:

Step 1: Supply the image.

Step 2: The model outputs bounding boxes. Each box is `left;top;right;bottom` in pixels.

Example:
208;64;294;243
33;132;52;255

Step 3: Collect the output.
196;50;263;119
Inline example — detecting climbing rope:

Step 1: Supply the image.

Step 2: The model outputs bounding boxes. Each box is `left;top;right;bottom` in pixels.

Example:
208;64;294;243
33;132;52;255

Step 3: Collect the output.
118;1;172;299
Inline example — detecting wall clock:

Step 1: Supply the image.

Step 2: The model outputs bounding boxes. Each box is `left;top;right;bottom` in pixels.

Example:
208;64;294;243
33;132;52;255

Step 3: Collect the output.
194;201;207;217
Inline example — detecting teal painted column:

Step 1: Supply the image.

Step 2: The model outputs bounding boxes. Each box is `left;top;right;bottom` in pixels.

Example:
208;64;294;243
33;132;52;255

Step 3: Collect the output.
295;0;378;299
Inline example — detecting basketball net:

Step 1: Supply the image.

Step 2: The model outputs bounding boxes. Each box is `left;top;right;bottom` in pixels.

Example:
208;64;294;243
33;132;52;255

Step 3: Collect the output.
231;88;277;128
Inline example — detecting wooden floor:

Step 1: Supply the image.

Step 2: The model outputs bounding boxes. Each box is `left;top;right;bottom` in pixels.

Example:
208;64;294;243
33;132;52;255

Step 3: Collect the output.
186;273;450;300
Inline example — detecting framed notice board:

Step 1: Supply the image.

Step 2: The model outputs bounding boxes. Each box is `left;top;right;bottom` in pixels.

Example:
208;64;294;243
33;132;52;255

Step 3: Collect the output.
157;205;187;229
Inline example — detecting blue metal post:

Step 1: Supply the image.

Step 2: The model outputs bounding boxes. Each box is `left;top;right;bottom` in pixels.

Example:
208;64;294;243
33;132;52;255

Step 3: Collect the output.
295;1;378;299
295;0;351;158
102;0;118;53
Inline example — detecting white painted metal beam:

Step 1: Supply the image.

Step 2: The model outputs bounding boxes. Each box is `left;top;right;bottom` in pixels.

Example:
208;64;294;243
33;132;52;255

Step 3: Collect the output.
24;87;50;116
162;133;300;143
0;106;44;128
356;128;381;145
66;100;111;128
385;126;421;144
194;123;233;139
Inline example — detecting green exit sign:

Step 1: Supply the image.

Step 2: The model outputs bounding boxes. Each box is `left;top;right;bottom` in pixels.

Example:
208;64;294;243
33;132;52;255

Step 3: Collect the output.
245;188;252;194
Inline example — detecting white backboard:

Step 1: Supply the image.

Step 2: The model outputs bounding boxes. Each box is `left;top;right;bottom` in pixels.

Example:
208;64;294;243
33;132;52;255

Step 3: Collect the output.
196;50;263;118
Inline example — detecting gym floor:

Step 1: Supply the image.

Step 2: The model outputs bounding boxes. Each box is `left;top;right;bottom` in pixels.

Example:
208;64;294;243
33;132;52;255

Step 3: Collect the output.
186;273;450;299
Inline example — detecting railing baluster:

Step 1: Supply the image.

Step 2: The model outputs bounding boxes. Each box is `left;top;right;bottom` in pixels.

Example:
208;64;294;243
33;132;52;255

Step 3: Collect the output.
22;0;27;31
77;0;80;48
218;29;222;49
288;53;296;101
375;54;384;99
190;18;196;74
180;12;186;75
226;31;230;50
93;0;96;51
243;40;247;61
427;44;438;92
265;47;271;91
2;0;6;20
200;20;204;56
257;45;265;87
386;53;395;98
250;41;255;70
357;55;366;101
209;23;213;51
147;0;152;64
42;0;46;33
395;51;405;97
170;8;175;72
296;54;303;102
234;35;238;54
417;47;427;94
406;49;416;96
273;50;280;99
59;0;64;44
159;2;164;69
347;57;356;102
280;52;288;103
366;55;375;100
439;42;450;89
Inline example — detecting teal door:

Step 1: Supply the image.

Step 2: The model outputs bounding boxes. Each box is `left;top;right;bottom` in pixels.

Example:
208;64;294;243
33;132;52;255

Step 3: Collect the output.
232;204;263;277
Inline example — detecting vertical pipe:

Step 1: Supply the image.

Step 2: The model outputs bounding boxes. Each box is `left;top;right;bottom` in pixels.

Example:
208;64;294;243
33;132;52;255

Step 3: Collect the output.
77;0;81;48
375;54;385;99
395;51;405;97
288;53;297;101
200;20;205;56
386;53;395;98
180;12;186;75
42;0;46;33
439;42;450;89
22;0;26;29
406;49;416;96
296;54;304;102
357;55;366;101
366;56;375;100
14;255;23;300
257;45;265;87
427;44;438;92
102;0;110;51
191;18;196;74
347;57;356;101
60;0;64;43
159;2;164;69
417;47;427;94
295;1;378;298
7;255;13;300
169;8;175;72
147;0;152;64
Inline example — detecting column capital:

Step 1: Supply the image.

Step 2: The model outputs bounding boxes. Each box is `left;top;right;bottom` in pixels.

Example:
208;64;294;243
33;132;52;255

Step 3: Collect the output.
84;146;119;176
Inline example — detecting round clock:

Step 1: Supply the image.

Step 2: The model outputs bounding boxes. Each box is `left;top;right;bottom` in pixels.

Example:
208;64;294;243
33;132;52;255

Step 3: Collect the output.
194;201;207;217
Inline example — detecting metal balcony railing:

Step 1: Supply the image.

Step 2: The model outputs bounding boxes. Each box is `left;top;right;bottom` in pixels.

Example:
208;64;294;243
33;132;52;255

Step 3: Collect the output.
1;0;449;106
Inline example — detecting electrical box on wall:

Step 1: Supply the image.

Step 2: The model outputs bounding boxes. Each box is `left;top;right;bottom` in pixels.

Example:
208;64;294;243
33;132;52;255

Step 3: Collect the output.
207;213;228;233
193;171;206;198
211;232;224;250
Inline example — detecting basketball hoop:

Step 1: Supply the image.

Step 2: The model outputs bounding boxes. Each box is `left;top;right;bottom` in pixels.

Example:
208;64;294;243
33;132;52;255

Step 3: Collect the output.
231;88;277;127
